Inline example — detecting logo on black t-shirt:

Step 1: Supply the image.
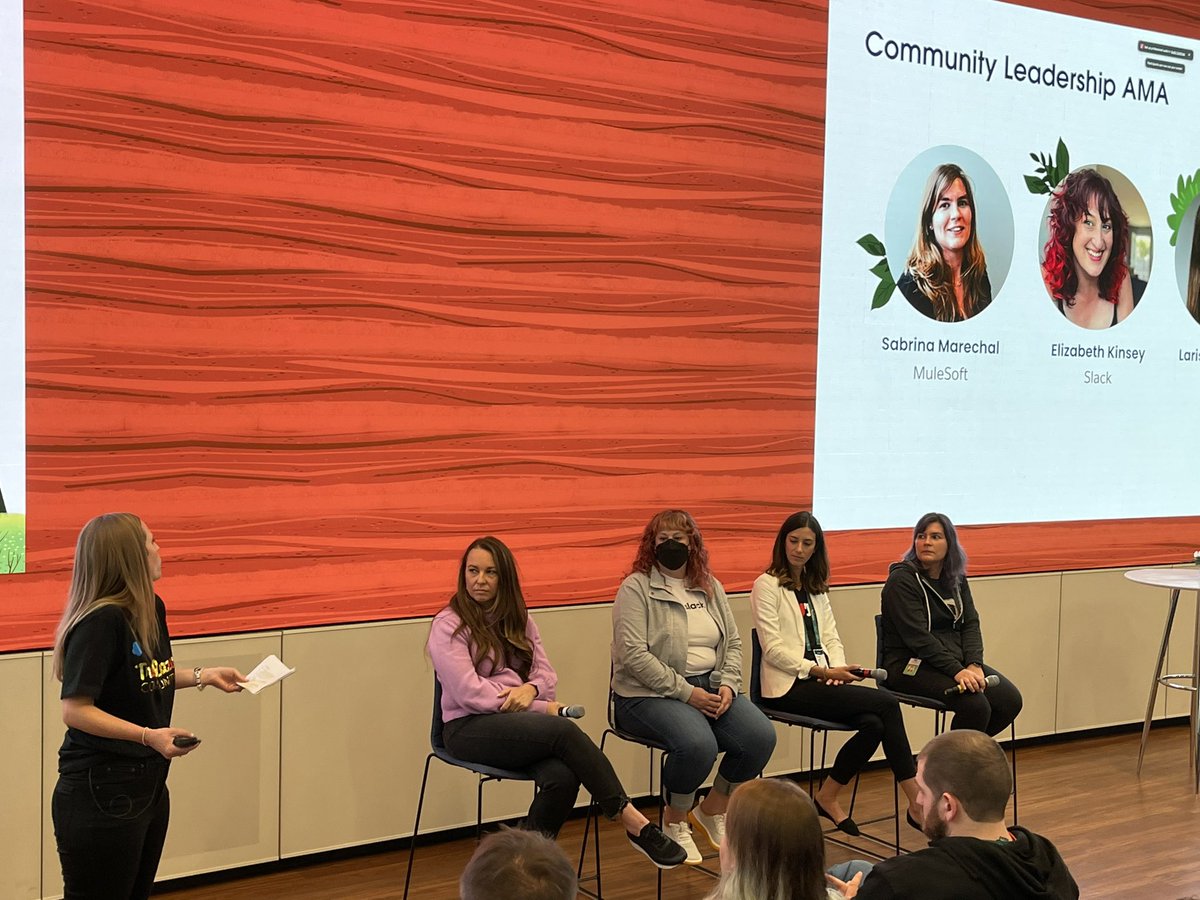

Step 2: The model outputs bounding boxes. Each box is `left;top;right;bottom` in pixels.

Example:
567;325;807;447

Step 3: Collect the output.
138;658;175;693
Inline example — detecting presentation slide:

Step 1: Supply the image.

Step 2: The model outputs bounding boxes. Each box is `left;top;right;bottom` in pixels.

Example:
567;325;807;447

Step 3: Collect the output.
814;0;1200;531
0;0;21;573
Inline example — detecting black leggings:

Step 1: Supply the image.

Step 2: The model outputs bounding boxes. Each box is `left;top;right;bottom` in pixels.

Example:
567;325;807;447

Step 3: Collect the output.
886;662;1023;736
762;680;917;785
443;711;629;837
52;758;170;900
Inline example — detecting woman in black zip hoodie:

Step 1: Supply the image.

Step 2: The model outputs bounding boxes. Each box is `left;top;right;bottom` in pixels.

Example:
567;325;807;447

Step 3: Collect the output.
880;512;1022;735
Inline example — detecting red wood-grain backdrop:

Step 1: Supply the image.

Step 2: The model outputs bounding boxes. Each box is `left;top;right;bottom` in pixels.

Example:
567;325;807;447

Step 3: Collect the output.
7;0;1199;652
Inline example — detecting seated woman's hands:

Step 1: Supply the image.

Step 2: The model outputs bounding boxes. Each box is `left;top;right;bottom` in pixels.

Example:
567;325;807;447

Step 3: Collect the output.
713;685;734;717
953;664;988;693
687;685;734;719
497;683;538;712
815;665;865;686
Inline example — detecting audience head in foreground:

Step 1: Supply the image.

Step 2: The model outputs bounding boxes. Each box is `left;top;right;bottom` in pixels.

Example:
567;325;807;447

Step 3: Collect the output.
855;730;1079;900
707;777;847;900
459;827;577;900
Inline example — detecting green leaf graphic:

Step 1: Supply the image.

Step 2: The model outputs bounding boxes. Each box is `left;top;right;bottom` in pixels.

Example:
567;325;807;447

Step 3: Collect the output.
1166;168;1200;247
1025;139;1071;194
1054;139;1069;183
871;274;895;310
859;234;893;309
857;233;886;256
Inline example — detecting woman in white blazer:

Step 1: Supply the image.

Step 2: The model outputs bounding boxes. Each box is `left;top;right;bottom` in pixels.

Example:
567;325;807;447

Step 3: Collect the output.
750;511;920;834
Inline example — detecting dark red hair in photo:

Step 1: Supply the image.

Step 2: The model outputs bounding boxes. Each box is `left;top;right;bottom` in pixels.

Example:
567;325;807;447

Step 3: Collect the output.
627;509;713;591
1042;168;1129;308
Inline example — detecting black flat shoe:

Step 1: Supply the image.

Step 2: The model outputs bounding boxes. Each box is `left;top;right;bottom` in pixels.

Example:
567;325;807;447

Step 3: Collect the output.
816;801;861;837
906;811;923;831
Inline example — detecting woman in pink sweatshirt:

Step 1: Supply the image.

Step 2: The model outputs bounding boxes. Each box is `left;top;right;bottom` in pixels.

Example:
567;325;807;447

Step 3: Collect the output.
426;535;685;868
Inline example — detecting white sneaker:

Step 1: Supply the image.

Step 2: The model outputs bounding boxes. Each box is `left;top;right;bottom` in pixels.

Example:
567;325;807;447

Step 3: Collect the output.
665;821;703;865
690;806;726;850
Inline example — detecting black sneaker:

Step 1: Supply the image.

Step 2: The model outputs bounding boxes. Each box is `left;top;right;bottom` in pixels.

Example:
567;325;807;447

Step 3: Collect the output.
627;823;688;869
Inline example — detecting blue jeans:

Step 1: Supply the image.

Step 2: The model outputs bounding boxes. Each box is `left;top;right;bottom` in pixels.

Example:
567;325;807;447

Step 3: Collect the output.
828;859;874;884
615;675;777;811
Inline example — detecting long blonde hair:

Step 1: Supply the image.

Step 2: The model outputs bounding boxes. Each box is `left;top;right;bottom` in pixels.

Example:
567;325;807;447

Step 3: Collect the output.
52;513;161;681
905;163;989;322
707;779;827;900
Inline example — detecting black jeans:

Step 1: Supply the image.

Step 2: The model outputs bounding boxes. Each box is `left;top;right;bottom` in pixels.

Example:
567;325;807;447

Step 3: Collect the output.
52;757;171;900
886;662;1023;736
762;679;917;785
443;711;629;837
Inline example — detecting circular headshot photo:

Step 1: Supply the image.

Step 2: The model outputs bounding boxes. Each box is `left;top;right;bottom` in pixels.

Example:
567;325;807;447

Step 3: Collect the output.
885;146;1014;323
1176;195;1200;326
1038;165;1151;330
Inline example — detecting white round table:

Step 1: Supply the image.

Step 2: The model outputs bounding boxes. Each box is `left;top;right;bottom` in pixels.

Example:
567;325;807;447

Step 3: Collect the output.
1125;567;1200;792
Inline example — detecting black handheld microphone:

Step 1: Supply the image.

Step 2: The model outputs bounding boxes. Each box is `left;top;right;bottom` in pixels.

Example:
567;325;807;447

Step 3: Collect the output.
943;674;1000;695
557;704;586;719
848;667;887;682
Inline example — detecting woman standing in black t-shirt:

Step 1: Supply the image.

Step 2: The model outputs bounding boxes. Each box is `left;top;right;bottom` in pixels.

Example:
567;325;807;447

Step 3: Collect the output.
51;513;246;900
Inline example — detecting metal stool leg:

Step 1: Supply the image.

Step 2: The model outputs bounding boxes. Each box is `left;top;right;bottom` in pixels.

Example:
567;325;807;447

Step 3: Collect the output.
403;753;435;900
1009;721;1018;826
576;730;615;900
1191;588;1200;793
893;777;900;855
656;750;664;900
476;778;486;841
576;783;602;899
1139;589;1180;775
576;796;594;879
807;728;818;793
575;796;603;900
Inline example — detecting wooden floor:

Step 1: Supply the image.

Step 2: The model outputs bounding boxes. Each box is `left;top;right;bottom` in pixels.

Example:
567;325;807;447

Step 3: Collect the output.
155;724;1200;899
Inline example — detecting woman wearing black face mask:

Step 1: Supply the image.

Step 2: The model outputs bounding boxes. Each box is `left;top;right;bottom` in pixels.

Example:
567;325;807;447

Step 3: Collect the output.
611;510;777;865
